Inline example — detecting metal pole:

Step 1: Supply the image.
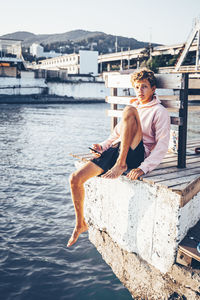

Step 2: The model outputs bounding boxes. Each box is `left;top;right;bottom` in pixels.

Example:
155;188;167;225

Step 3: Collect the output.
178;73;189;168
100;53;102;73
128;47;130;69
121;47;123;71
196;29;200;70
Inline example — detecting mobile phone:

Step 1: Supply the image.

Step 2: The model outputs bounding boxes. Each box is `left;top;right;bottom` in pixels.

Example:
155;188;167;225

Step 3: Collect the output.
88;147;101;154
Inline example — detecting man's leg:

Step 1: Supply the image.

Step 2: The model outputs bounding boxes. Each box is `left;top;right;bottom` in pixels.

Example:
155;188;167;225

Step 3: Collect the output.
67;161;104;247
102;106;142;179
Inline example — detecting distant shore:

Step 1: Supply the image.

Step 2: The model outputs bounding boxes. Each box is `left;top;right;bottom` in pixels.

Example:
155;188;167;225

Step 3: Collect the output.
0;95;105;104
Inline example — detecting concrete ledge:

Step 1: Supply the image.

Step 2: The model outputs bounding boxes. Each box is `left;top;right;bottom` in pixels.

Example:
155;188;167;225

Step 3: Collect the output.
89;227;200;299
84;175;200;273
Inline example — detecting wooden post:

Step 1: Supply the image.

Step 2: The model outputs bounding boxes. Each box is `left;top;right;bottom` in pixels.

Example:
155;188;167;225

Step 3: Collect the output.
110;88;118;131
178;73;189;168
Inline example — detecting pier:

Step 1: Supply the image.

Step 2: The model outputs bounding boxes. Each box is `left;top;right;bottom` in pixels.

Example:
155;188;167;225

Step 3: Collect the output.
72;72;200;299
73;141;200;299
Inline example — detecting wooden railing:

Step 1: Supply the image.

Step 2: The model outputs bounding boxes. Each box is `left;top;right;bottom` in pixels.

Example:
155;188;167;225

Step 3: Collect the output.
105;73;200;168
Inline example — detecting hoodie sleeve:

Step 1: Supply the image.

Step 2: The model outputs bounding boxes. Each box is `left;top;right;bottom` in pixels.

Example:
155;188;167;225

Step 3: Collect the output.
100;121;121;151
138;107;170;174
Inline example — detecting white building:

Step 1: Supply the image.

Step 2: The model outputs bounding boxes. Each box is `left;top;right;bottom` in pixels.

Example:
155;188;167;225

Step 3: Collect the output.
34;50;98;75
30;43;61;59
30;43;43;57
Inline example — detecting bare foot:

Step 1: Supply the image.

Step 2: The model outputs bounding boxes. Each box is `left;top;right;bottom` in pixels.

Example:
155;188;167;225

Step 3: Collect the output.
101;164;127;179
67;222;88;247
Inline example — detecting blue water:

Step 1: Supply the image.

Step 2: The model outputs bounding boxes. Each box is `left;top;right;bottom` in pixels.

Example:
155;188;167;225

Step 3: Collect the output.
1;103;200;300
0;103;133;300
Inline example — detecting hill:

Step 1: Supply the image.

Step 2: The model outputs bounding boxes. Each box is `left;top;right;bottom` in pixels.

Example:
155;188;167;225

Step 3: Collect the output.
0;30;160;55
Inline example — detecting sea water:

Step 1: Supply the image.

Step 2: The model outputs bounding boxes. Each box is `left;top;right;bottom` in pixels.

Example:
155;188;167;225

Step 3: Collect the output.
0;103;199;300
0;103;133;300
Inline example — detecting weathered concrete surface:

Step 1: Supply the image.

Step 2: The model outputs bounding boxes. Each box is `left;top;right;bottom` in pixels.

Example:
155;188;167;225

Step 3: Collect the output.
0;73;47;95
84;175;200;273
89;227;200;300
48;81;109;99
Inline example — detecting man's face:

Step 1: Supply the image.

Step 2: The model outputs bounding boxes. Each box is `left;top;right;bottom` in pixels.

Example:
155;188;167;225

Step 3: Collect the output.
133;79;156;104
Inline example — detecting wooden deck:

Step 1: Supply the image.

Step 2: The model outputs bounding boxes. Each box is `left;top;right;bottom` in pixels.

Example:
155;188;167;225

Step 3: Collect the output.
71;139;200;208
142;139;200;207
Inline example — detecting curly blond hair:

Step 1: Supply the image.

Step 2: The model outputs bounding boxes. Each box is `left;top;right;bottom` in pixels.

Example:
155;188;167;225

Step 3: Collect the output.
131;68;156;87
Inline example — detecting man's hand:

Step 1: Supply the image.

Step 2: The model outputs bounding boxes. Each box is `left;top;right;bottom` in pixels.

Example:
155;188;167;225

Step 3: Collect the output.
89;144;102;157
126;168;144;180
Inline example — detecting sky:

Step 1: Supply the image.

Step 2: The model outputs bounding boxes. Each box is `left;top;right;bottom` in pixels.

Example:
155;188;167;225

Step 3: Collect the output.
1;0;200;45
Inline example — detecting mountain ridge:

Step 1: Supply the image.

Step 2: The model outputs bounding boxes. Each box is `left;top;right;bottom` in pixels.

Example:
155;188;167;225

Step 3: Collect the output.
0;29;159;48
1;30;110;46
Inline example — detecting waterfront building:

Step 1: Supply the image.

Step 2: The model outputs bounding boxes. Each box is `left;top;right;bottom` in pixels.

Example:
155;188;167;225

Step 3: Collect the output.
30;43;61;59
33;50;98;75
0;38;26;77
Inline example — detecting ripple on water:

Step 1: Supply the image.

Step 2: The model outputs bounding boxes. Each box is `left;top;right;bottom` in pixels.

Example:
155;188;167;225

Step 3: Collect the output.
0;103;133;300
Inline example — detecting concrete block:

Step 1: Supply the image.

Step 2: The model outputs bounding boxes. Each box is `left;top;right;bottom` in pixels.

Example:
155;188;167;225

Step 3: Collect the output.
84;175;200;273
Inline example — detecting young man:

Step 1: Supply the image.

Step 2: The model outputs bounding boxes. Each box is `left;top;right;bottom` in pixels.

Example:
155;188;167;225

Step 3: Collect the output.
67;68;170;247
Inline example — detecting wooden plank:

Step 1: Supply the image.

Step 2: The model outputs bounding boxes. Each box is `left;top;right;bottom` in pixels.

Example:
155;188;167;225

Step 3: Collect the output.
158;152;199;163
106;73;184;89
106;95;200;103
106;74;132;88
155;149;199;164
161;100;180;109
107;109;123;118
146;168;200;184
178;176;200;207
156;74;184;89
106;96;181;108
188;95;200;100
162;152;200;163
188;105;200;111
107;109;182;125
179;246;200;263
107;107;199;123
156;174;199;188
189;78;200;89
168;174;200;191
157;160;199;171
187;142;200;148
158;156;200;169
159;95;180;101
142;171;200;187
106;96;133;105
187;139;200;146
143;161;200;178
110;88;118;130
176;249;192;267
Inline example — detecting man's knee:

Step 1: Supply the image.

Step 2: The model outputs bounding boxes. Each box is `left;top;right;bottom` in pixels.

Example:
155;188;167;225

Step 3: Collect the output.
69;172;83;186
122;106;138;121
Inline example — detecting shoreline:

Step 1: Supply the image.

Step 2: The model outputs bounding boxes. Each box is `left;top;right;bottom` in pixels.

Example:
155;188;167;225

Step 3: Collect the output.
0;95;105;104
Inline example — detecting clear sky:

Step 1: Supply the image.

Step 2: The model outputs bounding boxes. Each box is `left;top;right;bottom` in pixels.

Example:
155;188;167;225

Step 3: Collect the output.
1;0;200;45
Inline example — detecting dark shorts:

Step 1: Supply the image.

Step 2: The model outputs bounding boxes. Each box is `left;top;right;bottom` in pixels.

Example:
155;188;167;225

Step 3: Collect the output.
91;140;145;175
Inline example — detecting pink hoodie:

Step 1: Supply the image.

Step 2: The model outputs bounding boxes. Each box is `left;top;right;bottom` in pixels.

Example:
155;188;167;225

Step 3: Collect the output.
100;95;170;174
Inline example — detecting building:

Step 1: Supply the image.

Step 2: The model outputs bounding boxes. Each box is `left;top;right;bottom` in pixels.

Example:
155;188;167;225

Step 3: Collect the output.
34;50;98;75
0;38;26;77
30;43;61;59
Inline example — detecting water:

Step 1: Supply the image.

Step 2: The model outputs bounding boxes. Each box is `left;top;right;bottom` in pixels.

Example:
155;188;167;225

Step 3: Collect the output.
0;103;133;300
0;103;200;300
